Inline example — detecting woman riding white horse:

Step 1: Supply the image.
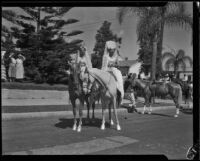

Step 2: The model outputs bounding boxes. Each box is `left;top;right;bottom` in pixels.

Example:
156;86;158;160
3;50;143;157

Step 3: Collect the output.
101;40;124;100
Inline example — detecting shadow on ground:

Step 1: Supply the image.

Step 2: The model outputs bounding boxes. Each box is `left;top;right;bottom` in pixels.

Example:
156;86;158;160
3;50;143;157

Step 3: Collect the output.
55;118;113;129
149;113;174;118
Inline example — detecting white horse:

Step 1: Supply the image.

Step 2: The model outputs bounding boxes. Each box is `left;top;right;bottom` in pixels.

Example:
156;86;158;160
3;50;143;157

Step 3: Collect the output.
79;66;122;131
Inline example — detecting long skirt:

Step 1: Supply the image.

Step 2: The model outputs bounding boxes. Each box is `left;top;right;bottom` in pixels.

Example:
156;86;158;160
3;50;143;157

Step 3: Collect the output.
1;64;7;81
109;67;124;99
8;63;16;78
15;63;24;79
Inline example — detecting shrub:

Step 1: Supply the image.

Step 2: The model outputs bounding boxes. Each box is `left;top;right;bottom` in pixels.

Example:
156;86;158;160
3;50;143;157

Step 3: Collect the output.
34;73;44;84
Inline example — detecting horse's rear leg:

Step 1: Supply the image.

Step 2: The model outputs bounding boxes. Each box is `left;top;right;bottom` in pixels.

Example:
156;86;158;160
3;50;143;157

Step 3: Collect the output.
148;97;153;114
100;98;106;130
85;99;90;124
109;101;114;126
92;102;95;123
142;105;146;114
71;100;77;131
77;99;84;132
173;97;180;118
113;97;121;131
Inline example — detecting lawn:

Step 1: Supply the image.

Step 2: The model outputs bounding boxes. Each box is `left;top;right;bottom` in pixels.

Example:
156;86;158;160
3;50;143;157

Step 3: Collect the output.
1;82;68;91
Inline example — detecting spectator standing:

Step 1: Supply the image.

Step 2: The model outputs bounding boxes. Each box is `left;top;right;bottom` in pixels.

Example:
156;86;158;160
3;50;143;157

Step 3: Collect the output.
15;53;26;82
1;50;7;82
8;53;16;82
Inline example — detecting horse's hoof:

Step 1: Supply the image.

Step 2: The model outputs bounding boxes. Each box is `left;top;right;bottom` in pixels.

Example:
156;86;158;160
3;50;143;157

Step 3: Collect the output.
142;111;145;114
77;126;82;132
100;124;105;130
110;120;114;126
72;125;77;131
117;125;121;131
174;114;178;118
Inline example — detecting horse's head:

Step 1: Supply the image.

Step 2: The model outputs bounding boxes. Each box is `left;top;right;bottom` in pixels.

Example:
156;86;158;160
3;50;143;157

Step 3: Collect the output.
130;73;137;87
79;65;95;95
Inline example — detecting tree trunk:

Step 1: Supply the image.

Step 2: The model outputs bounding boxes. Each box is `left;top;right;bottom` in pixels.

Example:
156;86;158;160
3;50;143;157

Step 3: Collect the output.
157;20;165;73
151;34;158;81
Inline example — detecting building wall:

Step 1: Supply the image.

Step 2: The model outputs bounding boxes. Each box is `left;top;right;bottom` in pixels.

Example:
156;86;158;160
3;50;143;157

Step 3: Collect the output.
118;67;129;76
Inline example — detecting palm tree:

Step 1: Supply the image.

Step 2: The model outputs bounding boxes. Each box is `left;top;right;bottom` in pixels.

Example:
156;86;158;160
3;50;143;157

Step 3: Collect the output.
162;49;193;77
117;2;192;80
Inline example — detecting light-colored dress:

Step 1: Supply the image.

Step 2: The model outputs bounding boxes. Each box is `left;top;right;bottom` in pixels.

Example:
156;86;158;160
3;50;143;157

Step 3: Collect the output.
1;58;7;81
15;57;25;79
8;57;16;78
101;42;124;99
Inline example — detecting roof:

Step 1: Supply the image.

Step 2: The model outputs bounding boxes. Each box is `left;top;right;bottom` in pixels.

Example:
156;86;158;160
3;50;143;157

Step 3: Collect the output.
118;60;138;67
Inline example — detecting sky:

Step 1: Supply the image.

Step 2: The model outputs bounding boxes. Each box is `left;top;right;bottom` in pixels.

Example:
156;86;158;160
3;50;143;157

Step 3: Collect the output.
2;3;193;62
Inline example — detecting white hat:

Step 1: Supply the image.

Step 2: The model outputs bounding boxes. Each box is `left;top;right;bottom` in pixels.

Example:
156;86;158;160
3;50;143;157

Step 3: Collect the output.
106;41;117;49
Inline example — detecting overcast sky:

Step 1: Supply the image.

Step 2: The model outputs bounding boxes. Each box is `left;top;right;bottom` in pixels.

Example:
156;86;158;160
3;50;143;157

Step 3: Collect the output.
2;3;193;62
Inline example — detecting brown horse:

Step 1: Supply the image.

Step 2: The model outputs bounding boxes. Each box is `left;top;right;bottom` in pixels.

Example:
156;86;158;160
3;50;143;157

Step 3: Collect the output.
129;74;183;117
66;62;100;132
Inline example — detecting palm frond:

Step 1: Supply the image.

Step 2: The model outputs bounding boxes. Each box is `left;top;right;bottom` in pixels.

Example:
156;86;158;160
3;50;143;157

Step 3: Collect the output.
165;12;192;31
182;56;193;67
117;7;143;24
165;58;175;70
162;52;175;61
177;59;187;71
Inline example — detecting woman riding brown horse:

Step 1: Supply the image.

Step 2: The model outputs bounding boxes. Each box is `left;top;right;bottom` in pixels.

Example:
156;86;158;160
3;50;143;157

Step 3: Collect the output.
129;74;183;117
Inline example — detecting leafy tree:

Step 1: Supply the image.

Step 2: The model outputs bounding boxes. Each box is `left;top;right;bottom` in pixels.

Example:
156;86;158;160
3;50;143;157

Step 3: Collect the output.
7;7;83;83
117;3;192;80
162;49;193;77
92;21;122;68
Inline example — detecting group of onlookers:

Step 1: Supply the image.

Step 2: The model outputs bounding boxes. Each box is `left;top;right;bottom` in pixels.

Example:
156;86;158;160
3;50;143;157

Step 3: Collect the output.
1;49;26;82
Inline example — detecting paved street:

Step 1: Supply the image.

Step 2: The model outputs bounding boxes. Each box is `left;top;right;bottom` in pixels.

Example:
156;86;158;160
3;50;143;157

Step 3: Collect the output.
2;108;192;159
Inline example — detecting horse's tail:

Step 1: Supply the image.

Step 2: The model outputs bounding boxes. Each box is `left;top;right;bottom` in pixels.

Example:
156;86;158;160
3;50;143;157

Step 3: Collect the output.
178;85;183;106
117;89;122;108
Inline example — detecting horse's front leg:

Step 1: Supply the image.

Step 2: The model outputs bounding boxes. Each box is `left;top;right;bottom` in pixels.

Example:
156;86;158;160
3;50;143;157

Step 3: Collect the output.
100;98;106;130
71;99;77;131
112;96;121;131
109;101;114;126
148;96;153;114
173;97;180;118
77;98;84;132
85;97;90;124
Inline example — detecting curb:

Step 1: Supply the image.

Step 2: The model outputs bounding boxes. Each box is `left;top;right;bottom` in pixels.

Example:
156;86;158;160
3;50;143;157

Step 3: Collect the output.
2;106;176;120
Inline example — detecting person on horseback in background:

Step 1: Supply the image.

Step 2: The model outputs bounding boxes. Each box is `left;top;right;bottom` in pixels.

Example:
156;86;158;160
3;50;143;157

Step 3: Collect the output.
101;40;124;101
124;73;137;113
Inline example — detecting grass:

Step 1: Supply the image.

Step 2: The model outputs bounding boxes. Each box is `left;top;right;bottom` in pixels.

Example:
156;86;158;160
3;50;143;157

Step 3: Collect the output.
2;82;68;91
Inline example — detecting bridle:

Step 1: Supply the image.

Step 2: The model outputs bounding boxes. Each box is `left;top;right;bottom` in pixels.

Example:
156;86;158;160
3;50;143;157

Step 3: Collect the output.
79;65;94;94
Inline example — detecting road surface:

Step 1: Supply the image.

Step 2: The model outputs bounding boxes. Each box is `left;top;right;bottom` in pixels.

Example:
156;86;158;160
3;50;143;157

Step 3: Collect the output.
2;108;192;159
